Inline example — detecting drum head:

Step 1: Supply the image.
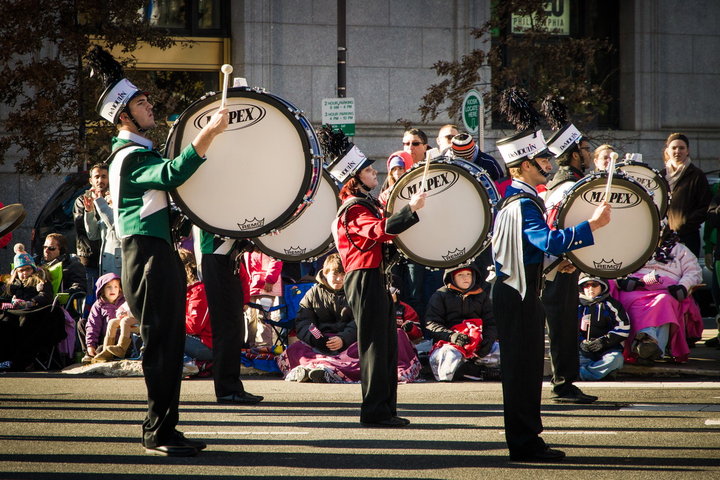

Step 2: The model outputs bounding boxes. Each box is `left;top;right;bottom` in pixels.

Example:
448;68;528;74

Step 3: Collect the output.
557;176;660;278
167;89;317;238
253;170;340;261
0;204;26;238
386;161;493;268
616;161;669;218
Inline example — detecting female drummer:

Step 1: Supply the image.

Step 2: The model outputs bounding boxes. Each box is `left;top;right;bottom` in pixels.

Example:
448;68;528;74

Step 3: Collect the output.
333;159;426;427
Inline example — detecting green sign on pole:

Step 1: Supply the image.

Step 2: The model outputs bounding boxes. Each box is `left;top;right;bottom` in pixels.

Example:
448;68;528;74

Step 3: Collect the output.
322;97;356;136
462;89;481;136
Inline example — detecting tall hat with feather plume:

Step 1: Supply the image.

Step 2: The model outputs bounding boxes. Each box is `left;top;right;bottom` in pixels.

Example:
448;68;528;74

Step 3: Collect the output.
495;87;548;167
541;95;583;158
317;125;374;184
86;45;146;124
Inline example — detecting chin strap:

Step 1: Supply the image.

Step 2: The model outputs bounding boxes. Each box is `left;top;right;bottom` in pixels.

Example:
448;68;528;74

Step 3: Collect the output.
123;108;148;133
529;158;551;178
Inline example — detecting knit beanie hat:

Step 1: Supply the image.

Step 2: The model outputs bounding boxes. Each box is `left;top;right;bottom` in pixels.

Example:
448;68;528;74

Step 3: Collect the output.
451;133;478;161
388;156;406;170
13;243;36;271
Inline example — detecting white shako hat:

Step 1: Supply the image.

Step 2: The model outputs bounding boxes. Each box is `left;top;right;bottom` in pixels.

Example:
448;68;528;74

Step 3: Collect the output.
546;123;583;157
96;78;143;124
318;125;375;183
496;129;549;167
87;45;145;124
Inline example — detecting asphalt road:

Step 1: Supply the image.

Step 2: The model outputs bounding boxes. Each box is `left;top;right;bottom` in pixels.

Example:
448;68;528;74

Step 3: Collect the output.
1;374;719;479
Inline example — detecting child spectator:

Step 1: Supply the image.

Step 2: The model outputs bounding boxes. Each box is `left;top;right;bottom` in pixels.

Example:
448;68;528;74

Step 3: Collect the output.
92;301;139;362
81;272;125;362
3;244;53;309
0;244;63;370
277;254;420;383
577;274;630;380
244;248;283;347
379;152;411;206
425;264;499;381
390;275;422;344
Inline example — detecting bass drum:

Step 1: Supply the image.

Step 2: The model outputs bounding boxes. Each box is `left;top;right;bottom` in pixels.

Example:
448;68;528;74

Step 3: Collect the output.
555;173;660;278
385;158;499;269
616;160;670;218
165;87;322;238
253;170;340;262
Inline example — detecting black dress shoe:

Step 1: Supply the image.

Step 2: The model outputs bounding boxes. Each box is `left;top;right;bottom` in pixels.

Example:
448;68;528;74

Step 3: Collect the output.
361;416;410;428
173;430;207;450
552;384;598;404
144;442;198;457
217;391;264;405
510;445;566;462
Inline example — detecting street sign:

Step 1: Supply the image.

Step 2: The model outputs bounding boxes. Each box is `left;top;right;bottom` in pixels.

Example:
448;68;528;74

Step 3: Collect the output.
462;89;483;138
322;97;356;136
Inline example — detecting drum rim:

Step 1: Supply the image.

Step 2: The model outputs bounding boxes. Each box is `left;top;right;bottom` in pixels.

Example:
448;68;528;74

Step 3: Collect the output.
386;161;494;268
0;203;27;238
615;160;670;218
167;89;317;238
252;170;340;262
558;175;660;278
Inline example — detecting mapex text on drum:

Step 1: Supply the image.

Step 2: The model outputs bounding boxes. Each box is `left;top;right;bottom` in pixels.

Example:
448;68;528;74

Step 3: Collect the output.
398;171;459;200
581;190;642;208
193;104;266;131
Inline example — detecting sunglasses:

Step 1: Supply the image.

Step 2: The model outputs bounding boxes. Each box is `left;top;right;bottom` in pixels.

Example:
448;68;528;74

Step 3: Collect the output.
582;282;600;288
403;141;423;147
43;246;57;251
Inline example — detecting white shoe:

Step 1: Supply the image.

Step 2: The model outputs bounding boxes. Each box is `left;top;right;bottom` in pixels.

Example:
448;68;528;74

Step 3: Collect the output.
182;360;199;376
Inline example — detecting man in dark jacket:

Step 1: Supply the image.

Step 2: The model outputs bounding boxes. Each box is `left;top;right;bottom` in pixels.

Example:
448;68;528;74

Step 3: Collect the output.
40;233;86;295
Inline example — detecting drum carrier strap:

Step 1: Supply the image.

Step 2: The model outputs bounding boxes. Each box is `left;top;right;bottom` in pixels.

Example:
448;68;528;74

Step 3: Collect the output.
496;192;546;215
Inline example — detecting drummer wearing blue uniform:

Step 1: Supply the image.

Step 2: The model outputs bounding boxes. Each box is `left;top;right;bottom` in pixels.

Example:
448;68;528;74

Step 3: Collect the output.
491;88;612;462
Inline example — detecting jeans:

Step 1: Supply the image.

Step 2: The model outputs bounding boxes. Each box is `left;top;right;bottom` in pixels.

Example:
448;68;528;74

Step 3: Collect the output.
184;335;213;361
640;324;670;355
579;350;624;380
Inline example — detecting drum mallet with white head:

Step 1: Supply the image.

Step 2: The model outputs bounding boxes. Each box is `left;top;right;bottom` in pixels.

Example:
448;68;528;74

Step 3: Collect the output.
604;151;619;202
220;64;233;110
419;158;432;194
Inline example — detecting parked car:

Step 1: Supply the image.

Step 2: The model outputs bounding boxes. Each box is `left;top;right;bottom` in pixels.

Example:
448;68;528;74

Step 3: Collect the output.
695;169;720;317
30;172;89;260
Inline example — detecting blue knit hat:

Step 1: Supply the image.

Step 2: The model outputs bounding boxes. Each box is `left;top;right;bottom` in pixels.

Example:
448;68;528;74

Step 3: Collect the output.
13;243;36;271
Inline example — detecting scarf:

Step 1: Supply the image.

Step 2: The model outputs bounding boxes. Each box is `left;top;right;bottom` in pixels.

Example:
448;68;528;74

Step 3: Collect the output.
665;157;691;191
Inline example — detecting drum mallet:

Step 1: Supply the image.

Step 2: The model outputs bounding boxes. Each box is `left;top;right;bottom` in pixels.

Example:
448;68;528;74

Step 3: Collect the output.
419;158;432;194
603;151;619;202
220;64;233;110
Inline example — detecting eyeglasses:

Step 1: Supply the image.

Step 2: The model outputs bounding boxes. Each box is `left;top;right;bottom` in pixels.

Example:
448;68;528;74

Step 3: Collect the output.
43;246;57;251
403;141;423;147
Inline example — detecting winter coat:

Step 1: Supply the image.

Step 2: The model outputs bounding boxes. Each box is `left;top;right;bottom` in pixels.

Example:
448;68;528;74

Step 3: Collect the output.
244;251;283;297
185;281;212;348
85;196;122;276
577;278;630;359
43;254;87;294
294;270;357;354
393;300;422;342
2;274;53;307
424;265;498;357
85;273;125;349
661;162;711;239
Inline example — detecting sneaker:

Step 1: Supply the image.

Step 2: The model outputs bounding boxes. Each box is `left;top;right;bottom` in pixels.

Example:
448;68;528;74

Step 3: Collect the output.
182;360;199;377
308;367;327;383
0;360;12;370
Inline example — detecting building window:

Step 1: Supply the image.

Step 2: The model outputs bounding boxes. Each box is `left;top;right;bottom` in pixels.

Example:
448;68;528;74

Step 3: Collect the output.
144;0;228;36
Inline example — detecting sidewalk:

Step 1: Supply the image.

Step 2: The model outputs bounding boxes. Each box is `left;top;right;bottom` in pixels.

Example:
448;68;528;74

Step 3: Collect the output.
595;316;719;379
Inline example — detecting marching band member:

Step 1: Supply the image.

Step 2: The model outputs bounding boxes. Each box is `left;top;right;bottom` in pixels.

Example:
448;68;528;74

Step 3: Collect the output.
322;126;426;427
88;46;228;457
491;88;611;462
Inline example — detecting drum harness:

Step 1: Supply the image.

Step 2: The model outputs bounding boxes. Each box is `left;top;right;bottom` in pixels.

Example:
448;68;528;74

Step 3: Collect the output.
335;194;402;285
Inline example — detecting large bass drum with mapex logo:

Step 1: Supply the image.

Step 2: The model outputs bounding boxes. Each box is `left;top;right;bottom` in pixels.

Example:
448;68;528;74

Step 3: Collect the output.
253;170;340;262
385;157;499;269
554;172;660;278
165;87;322;238
615;160;670;219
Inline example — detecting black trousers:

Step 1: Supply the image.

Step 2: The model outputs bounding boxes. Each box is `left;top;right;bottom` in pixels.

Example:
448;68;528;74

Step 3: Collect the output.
493;265;546;455
122;236;186;448
202;253;246;398
344;268;398;423
541;269;581;393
